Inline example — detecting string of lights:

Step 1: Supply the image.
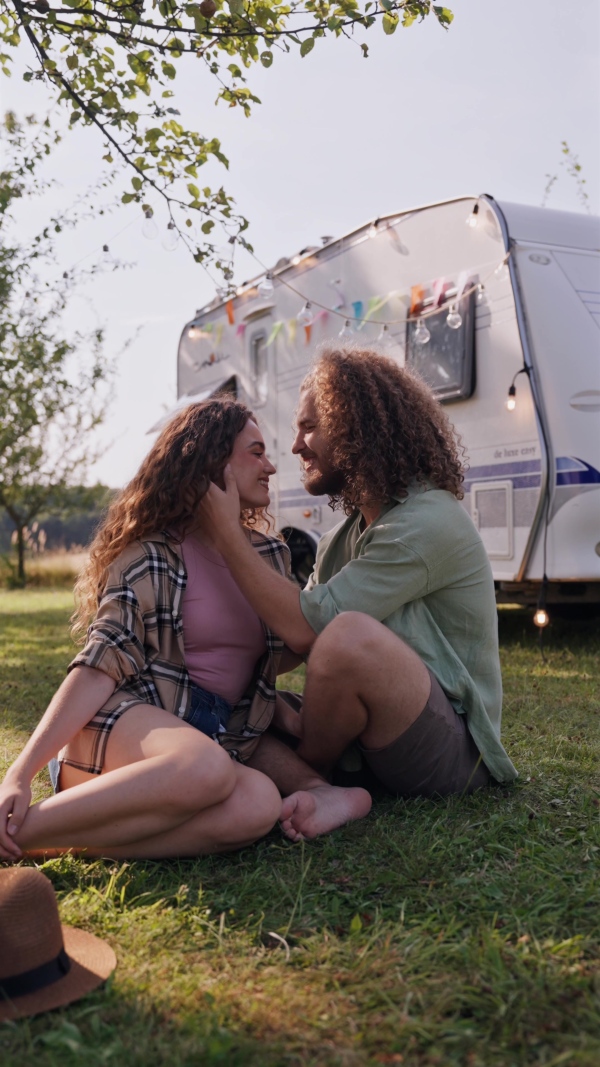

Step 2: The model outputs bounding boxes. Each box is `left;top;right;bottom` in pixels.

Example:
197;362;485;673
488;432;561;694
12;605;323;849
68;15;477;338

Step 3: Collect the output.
242;245;511;334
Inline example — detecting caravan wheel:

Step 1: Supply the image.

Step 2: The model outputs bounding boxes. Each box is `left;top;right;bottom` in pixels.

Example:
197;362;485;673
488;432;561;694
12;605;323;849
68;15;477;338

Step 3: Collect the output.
281;528;317;587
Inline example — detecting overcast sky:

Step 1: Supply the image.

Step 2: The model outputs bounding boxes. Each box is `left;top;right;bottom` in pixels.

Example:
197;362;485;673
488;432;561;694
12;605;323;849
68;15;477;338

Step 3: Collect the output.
3;0;599;487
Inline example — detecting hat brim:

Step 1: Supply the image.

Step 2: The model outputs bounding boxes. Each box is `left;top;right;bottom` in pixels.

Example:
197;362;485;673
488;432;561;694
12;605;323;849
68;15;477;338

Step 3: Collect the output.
0;925;116;1022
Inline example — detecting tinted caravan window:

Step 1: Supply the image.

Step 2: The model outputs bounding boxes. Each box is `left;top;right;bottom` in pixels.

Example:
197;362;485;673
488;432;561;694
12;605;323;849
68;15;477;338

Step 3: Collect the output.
406;291;475;402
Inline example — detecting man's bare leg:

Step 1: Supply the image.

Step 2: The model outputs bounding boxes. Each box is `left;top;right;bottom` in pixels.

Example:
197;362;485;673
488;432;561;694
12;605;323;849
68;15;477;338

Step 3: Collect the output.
279;612;431;838
248;733;371;841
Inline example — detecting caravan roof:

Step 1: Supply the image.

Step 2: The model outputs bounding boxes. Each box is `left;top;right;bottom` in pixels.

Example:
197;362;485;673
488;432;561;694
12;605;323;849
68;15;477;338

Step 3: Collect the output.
495;198;600;252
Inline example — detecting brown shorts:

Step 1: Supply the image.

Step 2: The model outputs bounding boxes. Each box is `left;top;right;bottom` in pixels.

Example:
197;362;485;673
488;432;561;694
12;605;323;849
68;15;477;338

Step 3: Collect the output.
359;669;490;798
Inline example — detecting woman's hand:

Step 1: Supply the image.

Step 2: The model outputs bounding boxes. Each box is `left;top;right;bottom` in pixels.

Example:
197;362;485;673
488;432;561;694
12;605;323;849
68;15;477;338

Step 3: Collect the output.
199;465;243;546
0;771;31;859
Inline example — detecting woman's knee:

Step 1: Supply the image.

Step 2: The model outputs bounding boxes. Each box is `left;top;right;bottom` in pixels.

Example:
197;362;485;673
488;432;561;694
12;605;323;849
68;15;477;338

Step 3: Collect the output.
174;739;237;810
231;767;282;840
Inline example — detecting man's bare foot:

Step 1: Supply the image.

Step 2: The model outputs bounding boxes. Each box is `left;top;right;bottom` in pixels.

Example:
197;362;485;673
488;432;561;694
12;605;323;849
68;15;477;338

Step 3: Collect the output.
279;785;372;841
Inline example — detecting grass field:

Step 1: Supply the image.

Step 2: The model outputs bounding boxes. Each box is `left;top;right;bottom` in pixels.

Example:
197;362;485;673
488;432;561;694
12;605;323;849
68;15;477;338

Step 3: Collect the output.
0;590;598;1066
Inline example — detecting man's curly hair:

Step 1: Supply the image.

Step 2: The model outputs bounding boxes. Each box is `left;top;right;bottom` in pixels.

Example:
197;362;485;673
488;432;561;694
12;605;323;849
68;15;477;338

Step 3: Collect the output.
304;345;465;514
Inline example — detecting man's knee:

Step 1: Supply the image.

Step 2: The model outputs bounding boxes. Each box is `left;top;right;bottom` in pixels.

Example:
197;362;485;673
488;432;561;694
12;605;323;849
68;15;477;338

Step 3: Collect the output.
309;611;390;674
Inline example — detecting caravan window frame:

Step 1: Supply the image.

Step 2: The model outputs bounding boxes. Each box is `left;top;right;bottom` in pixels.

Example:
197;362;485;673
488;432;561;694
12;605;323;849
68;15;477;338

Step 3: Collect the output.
248;328;268;407
405;290;476;403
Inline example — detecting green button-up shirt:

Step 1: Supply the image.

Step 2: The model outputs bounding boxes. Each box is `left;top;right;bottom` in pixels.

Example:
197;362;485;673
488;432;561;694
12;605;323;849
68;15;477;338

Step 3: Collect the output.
300;486;517;784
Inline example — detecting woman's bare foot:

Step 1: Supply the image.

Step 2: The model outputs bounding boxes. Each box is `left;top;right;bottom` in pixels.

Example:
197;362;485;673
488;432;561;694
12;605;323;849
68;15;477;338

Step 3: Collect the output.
279;785;372;841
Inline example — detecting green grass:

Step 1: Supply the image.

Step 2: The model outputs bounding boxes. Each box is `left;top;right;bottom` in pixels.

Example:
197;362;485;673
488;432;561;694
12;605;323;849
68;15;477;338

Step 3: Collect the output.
1;591;599;1066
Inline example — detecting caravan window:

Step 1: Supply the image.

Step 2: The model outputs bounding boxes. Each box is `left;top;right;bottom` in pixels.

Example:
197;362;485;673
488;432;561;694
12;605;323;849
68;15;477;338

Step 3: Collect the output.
249;331;268;406
405;291;475;402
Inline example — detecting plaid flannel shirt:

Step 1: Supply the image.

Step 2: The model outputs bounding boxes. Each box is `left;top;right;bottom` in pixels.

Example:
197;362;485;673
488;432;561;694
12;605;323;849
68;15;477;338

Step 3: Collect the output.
60;531;290;775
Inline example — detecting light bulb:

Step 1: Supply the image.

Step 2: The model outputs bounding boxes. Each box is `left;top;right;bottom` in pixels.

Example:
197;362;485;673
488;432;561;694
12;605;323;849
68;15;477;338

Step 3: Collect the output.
339;320;354;339
101;244;112;266
413;318;430;345
495;261;509;281
506;385;516;411
142;210;158;240
447;304;462;330
368;222;379;239
533;608;549;628
466;203;480;229
258;273;274;298
475;283;486;305
162;222;179;252
297;302;313;327
377;324;391;347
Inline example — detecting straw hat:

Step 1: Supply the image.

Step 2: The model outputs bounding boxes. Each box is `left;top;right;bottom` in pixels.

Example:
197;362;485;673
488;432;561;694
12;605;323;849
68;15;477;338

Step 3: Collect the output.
0;867;116;1021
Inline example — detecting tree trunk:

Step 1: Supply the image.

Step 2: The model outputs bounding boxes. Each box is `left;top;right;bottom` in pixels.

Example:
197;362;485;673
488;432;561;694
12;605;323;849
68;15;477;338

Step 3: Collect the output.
3;503;28;588
15;524;26;587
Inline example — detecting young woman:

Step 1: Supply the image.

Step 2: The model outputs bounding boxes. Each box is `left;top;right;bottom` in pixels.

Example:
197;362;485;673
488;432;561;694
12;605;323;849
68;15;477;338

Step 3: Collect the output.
0;398;289;861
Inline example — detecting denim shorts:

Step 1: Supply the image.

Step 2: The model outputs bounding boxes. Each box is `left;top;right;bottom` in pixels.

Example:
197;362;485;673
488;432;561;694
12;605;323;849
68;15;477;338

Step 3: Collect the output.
186;683;233;741
48;683;233;794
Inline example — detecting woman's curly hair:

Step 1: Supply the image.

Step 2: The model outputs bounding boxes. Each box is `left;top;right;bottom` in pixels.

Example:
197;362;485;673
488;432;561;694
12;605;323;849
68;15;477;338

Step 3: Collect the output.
72;396;264;638
304;345;465;514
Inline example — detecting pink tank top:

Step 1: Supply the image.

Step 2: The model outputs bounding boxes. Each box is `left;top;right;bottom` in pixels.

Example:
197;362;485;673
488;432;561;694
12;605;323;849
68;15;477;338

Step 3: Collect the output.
180;534;267;705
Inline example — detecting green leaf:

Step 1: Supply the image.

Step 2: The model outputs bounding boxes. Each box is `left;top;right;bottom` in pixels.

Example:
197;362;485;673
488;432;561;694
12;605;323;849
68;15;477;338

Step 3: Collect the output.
201;220;214;234
66;54;78;70
131;176;142;191
382;12;398;34
300;37;315;57
187;182;200;199
433;6;454;27
260;50;273;68
228;0;244;15
121;192;136;203
349;914;363;934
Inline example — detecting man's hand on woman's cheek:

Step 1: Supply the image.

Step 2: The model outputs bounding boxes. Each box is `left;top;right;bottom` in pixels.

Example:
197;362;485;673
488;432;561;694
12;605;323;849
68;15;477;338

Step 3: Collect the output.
199;465;243;543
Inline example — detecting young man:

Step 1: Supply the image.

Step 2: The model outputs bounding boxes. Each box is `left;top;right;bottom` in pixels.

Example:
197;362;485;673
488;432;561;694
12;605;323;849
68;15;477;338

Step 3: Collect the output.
201;346;517;840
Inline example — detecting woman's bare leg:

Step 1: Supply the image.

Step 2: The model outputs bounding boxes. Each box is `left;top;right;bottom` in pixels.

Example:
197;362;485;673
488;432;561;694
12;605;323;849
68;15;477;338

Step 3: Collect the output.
74;764;282;859
14;705;279;856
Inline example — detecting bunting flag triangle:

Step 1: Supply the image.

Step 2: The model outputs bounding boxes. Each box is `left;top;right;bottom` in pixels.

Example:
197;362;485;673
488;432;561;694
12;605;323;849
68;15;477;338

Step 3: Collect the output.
361;295;389;328
266;321;284;347
351;300;364;324
410;285;425;315
431;278;446;307
456;269;470;301
287;318;297;344
304;324;312;345
226;300;235;325
215;324;224;346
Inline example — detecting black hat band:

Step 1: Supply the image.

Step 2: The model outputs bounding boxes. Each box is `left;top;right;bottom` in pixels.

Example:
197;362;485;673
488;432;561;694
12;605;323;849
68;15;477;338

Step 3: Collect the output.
0;947;71;1000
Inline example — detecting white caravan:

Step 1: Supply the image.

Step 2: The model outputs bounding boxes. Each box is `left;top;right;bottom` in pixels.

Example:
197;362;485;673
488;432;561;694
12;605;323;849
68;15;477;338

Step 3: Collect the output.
172;195;600;612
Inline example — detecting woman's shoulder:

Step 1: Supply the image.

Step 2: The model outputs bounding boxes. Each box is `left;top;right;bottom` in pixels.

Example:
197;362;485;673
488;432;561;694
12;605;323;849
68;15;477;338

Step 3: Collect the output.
249;529;290;567
106;534;184;581
249;528;286;549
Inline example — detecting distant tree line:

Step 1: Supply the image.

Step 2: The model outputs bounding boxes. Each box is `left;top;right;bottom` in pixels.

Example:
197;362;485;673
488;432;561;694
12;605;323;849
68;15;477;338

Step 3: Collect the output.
0;484;115;555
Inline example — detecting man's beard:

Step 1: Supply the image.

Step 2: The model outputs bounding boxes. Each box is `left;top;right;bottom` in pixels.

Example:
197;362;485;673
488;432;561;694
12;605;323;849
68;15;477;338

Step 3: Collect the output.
303;465;346;498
